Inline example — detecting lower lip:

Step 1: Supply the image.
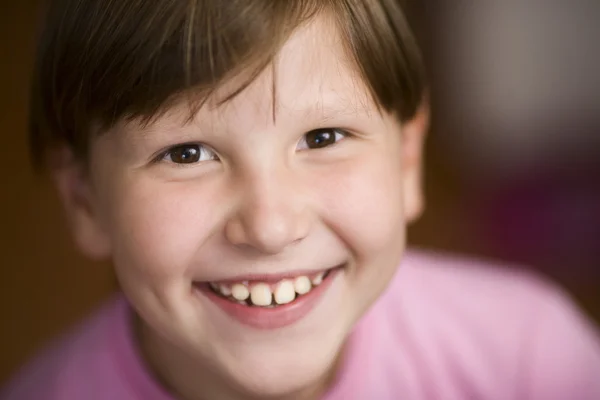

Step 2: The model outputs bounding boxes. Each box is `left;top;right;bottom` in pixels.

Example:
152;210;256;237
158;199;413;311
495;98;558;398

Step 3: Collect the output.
195;268;341;330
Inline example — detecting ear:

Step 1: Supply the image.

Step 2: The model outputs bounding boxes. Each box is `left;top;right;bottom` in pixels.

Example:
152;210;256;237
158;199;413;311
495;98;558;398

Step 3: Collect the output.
401;99;429;224
50;146;112;260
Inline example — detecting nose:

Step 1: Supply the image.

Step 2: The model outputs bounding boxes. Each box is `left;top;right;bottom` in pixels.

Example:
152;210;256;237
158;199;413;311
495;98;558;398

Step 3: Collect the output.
224;169;311;255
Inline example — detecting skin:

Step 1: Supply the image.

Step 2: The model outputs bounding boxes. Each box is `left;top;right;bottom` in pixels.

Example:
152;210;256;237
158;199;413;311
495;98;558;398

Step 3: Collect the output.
54;16;428;400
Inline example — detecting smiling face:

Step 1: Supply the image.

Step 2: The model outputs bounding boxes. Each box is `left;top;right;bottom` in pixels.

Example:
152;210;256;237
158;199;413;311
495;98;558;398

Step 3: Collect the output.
54;16;427;399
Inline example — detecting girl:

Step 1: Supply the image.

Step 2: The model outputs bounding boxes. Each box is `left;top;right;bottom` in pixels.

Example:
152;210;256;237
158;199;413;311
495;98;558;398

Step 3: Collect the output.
3;1;599;399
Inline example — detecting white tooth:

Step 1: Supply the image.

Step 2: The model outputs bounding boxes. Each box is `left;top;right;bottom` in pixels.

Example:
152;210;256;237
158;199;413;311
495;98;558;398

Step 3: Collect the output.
209;282;218;291
219;284;232;297
311;272;324;286
231;283;249;301
274;280;296;305
250;283;273;306
294;276;312;295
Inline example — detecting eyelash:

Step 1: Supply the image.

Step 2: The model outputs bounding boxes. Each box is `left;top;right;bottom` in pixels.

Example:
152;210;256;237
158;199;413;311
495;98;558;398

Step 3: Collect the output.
297;128;348;151
156;143;219;166
156;128;349;166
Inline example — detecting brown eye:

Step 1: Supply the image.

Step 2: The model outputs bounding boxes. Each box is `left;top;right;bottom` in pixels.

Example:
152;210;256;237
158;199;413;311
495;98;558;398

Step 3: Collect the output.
162;144;216;164
299;128;346;150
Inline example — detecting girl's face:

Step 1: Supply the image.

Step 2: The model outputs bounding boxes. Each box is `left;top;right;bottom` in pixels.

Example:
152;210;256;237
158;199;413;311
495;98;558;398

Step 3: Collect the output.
58;17;426;399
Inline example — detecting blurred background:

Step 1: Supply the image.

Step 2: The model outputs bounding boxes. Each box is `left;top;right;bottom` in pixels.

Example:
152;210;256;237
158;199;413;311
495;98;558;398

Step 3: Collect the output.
1;0;598;385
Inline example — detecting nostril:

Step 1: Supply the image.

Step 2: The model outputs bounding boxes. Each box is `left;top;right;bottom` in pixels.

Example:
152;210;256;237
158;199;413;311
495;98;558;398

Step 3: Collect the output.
223;218;246;246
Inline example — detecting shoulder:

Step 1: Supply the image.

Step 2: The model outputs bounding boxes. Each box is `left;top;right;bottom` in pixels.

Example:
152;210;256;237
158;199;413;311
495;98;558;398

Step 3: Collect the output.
384;248;596;326
369;249;600;399
0;296;128;400
379;249;573;333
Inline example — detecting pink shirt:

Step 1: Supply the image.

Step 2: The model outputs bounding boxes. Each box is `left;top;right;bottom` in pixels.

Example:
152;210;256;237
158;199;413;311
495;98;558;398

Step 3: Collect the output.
3;250;600;400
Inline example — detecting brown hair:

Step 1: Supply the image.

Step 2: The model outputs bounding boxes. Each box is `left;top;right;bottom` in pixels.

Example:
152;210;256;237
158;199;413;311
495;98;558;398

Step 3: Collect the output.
30;0;425;166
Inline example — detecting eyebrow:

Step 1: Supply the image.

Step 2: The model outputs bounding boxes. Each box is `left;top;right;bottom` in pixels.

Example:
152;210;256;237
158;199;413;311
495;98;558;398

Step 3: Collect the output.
297;99;376;124
126;86;378;141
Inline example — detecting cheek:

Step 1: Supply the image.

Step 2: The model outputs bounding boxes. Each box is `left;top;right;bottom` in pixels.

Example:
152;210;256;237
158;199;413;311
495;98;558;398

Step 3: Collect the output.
315;147;406;261
104;177;222;282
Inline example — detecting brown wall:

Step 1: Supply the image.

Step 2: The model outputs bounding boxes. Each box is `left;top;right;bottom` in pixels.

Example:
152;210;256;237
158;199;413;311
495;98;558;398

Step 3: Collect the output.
0;2;116;383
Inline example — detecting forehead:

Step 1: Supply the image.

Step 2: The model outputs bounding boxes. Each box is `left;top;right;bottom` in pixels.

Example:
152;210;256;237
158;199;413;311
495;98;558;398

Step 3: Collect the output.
269;16;373;115
138;16;376;132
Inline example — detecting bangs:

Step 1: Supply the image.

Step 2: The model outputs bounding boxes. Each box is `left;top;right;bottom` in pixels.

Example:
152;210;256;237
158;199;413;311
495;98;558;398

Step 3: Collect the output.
30;0;425;164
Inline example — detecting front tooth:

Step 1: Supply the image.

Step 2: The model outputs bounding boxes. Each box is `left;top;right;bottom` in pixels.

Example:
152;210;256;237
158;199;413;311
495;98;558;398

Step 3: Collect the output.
311;272;324;286
274;280;296;305
219;284;232;297
250;283;273;306
231;283;249;301
294;276;312;295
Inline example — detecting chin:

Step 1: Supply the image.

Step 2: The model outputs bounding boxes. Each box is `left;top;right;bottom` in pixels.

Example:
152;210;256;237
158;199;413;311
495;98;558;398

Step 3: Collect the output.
224;317;349;398
224;347;341;399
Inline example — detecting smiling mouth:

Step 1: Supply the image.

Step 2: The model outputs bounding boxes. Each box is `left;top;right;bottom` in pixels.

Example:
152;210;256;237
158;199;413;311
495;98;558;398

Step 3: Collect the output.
203;269;335;308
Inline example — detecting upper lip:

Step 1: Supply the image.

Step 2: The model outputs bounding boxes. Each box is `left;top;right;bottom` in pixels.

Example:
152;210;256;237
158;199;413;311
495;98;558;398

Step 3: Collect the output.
200;264;342;284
